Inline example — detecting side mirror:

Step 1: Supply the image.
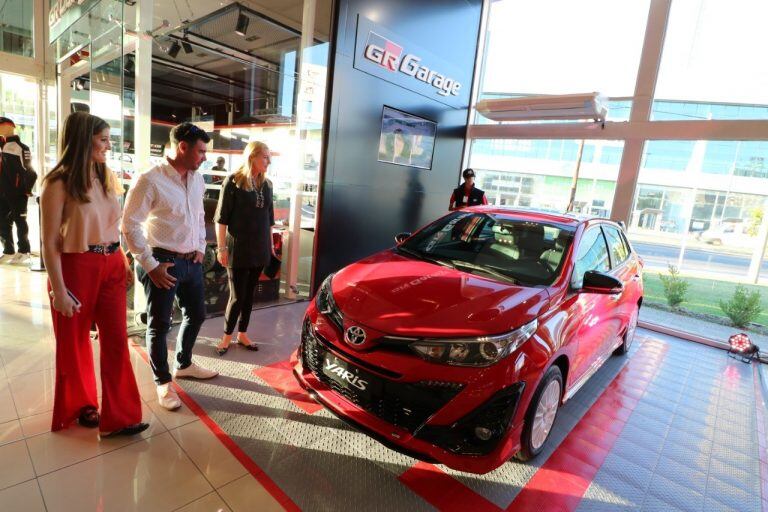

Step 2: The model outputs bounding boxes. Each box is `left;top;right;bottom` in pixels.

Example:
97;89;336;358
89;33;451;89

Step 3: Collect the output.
394;232;412;245
581;270;623;294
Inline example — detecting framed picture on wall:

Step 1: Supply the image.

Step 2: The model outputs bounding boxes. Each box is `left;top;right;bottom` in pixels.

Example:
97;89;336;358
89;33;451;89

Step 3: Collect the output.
377;106;437;170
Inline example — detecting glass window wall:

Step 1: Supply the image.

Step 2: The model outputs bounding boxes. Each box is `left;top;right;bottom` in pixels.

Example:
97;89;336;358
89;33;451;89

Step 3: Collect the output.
469;139;623;218
653;0;768;120
471;1;768;343
477;0;649;124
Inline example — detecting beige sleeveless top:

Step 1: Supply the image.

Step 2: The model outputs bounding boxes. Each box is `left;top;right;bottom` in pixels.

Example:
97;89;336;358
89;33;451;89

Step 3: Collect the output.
56;177;121;253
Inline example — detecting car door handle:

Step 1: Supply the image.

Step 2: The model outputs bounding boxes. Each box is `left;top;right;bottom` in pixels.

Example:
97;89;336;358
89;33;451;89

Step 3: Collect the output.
632;274;641;281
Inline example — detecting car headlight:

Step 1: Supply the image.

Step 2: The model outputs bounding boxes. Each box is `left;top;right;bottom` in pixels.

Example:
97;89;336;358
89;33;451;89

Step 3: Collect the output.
409;319;538;367
315;273;336;315
315;273;344;330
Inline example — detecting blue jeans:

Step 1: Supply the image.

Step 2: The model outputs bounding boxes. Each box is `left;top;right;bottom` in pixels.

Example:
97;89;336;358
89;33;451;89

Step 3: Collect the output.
138;256;205;385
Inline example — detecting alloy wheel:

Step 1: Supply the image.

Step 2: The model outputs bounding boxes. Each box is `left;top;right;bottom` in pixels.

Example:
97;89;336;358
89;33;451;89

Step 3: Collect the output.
531;379;561;450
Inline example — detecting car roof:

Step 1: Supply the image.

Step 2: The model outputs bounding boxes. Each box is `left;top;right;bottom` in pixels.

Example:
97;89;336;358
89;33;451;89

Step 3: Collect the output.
461;205;603;228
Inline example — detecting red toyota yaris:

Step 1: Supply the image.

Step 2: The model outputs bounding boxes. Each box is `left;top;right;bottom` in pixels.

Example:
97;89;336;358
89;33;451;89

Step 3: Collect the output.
294;207;643;474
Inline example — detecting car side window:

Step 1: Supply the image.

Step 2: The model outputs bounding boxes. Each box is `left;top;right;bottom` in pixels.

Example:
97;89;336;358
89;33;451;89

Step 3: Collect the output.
602;226;630;268
571;227;611;289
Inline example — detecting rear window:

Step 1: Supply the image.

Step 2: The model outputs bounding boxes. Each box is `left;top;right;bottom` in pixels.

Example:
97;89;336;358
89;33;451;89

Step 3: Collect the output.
399;212;574;286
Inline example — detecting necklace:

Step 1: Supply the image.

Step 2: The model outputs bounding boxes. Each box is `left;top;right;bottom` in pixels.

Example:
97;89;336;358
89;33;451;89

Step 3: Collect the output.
251;175;265;208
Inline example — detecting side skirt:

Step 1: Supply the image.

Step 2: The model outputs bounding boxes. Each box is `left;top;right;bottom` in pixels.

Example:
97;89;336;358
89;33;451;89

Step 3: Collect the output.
563;335;623;403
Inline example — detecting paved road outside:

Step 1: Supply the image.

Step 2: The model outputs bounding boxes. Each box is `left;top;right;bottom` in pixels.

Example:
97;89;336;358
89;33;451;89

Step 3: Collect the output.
632;241;768;281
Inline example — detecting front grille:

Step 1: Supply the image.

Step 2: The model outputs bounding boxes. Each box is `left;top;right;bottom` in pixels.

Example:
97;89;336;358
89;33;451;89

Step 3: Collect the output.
301;320;462;433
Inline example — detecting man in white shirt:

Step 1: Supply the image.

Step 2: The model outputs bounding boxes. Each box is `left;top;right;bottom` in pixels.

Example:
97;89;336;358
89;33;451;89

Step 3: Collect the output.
122;123;218;411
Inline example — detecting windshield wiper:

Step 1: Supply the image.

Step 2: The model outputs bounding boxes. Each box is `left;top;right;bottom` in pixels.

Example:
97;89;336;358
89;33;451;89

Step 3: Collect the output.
450;260;517;284
396;246;455;268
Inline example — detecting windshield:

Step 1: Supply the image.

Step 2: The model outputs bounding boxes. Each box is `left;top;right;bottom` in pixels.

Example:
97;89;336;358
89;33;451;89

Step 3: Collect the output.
399;212;575;286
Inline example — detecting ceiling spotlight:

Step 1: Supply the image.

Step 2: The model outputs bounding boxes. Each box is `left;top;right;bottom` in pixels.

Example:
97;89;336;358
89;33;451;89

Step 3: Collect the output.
167;41;181;59
182;40;193;54
235;11;249;37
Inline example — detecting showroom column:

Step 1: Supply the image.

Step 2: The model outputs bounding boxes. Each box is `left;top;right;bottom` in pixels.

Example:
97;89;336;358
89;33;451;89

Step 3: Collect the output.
610;0;671;224
284;0;316;299
132;0;153;313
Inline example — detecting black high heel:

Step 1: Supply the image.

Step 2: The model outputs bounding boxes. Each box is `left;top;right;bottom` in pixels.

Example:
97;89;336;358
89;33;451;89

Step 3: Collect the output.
100;422;150;438
78;406;100;428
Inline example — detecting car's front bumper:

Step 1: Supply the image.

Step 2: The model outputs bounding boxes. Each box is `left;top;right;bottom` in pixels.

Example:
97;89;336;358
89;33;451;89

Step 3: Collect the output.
293;305;527;474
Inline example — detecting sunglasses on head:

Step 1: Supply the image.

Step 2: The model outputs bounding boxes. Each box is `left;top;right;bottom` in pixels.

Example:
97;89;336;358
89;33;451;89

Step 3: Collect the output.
176;124;205;140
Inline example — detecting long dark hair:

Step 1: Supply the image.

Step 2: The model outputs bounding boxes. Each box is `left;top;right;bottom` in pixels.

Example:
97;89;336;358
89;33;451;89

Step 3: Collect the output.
44;112;119;202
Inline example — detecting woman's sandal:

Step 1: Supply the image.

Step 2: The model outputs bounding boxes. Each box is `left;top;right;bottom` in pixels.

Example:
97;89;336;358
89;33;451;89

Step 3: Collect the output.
78;406;100;428
216;335;234;356
237;340;259;351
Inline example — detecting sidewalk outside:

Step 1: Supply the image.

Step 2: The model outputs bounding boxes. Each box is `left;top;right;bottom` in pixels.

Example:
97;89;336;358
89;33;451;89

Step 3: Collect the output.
640;303;768;348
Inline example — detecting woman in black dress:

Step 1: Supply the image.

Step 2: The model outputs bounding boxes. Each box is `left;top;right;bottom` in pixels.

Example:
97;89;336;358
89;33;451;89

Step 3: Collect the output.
213;141;275;354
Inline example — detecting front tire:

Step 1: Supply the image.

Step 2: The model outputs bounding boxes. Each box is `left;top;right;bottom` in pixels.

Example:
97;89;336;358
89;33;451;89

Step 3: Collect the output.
614;306;639;355
516;365;563;461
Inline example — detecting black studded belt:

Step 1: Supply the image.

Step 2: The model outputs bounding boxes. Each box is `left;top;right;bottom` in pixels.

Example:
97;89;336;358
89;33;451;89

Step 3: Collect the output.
87;242;120;254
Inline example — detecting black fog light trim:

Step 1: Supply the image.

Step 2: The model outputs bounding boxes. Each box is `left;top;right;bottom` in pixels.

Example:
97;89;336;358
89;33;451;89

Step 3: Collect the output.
415;382;525;456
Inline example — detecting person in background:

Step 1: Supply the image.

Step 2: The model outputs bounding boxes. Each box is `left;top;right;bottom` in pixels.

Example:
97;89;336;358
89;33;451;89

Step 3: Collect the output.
449;168;488;211
212;156;227;180
122;123;218;411
0;116;37;264
204;156;227;200
40;112;147;437
214;141;275;355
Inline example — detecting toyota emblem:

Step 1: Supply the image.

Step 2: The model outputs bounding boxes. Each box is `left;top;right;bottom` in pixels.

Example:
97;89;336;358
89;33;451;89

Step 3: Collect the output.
345;325;367;346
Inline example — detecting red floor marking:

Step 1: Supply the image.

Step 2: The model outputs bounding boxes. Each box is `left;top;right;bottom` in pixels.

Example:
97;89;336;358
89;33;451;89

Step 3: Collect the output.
398;462;502;512
253;360;323;414
751;364;768;512
507;339;668;512
129;339;301;511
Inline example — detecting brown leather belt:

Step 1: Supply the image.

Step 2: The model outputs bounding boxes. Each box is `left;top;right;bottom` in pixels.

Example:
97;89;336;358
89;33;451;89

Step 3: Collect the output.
152;247;197;260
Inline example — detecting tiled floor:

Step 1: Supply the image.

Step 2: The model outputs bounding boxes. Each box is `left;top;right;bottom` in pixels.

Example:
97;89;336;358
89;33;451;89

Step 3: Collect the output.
1;261;767;512
0;263;277;512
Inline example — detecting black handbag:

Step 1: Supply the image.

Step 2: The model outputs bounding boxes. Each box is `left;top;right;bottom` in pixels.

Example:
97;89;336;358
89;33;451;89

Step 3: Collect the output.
264;254;281;278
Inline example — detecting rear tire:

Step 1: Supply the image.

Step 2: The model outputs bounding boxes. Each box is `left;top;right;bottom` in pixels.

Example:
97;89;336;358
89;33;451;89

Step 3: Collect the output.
614;306;639;355
516;365;563;461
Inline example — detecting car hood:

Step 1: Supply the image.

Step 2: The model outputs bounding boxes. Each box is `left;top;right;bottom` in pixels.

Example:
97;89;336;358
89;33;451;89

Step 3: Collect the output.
331;250;550;337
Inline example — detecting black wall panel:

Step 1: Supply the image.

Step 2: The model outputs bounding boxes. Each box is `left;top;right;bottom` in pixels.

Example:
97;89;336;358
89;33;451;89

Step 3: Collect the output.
314;0;483;289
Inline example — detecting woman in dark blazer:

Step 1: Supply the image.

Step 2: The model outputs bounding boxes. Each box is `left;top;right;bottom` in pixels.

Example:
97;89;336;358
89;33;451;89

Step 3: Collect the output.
213;141;275;354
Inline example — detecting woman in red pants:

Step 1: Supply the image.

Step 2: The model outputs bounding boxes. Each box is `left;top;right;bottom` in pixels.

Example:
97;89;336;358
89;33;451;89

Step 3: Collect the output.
41;112;148;436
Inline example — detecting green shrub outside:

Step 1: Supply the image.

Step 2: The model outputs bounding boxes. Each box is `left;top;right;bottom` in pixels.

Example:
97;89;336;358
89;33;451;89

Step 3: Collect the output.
658;264;689;308
719;285;763;328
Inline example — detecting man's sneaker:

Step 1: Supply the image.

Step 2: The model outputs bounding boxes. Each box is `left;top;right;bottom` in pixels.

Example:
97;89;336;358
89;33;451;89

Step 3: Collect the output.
157;383;181;410
173;362;218;380
0;254;14;264
10;253;30;264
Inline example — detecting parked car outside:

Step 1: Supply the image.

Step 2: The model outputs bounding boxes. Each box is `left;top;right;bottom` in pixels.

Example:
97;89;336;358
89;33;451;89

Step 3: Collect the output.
294;207;643;473
695;218;758;248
